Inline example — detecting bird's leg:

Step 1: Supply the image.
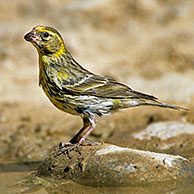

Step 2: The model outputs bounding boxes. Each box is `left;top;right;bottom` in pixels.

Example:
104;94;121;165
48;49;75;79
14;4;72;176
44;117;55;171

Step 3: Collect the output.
56;116;96;152
69;116;91;144
78;117;96;145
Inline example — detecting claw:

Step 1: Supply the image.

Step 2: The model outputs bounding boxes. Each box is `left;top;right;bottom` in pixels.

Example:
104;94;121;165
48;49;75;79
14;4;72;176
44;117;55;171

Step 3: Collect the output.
55;139;99;156
85;138;99;145
55;143;79;156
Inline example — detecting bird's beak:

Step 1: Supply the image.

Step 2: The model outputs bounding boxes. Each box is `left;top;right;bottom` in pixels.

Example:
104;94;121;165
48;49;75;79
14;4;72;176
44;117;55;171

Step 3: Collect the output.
24;30;36;42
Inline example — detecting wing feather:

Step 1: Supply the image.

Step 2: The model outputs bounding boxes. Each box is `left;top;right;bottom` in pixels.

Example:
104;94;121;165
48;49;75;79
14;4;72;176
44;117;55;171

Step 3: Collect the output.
47;57;157;100
58;71;157;100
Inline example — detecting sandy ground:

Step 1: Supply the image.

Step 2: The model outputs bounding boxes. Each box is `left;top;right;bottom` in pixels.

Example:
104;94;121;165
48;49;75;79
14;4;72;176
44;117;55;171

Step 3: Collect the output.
0;0;194;161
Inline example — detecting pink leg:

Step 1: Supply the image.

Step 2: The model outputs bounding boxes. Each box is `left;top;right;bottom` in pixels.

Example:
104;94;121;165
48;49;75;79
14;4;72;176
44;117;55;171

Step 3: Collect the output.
69;116;92;144
56;116;96;155
78;117;96;144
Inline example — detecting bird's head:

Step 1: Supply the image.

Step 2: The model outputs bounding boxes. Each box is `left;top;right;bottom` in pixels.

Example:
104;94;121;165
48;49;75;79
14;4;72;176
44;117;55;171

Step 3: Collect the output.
24;25;66;56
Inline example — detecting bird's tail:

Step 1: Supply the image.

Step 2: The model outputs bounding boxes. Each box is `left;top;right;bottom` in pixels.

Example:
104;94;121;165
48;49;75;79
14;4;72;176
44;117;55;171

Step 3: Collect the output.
123;90;188;111
137;98;188;111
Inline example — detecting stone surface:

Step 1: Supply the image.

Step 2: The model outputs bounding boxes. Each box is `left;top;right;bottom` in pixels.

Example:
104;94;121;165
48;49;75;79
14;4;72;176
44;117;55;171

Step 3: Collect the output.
132;121;194;140
38;144;194;187
107;121;194;155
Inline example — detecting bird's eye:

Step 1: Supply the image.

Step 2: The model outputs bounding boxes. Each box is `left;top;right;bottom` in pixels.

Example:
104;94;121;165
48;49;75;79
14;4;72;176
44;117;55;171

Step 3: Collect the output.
43;32;49;38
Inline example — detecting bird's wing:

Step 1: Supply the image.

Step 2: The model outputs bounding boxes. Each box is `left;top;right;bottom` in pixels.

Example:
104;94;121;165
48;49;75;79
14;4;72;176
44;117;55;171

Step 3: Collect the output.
46;59;157;100
55;68;157;100
65;74;130;98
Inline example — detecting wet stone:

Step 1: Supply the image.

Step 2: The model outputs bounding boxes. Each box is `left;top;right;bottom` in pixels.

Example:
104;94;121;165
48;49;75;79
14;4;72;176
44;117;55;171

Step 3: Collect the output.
37;143;194;187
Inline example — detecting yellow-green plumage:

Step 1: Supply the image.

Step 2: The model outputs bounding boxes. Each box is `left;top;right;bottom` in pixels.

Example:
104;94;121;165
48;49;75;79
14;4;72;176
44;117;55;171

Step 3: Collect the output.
24;25;186;145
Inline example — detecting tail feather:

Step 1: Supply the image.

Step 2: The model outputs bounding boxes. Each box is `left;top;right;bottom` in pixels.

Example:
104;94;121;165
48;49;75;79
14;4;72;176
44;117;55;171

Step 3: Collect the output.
140;99;188;111
125;90;188;111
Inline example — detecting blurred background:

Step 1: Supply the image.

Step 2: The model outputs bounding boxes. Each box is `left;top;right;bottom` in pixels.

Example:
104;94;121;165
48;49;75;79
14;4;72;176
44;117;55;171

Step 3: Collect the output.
0;0;194;161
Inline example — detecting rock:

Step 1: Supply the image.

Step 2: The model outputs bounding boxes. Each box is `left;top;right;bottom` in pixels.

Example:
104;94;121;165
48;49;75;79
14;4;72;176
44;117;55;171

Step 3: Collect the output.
107;121;194;155
132;121;194;141
131;121;194;154
37;143;194;187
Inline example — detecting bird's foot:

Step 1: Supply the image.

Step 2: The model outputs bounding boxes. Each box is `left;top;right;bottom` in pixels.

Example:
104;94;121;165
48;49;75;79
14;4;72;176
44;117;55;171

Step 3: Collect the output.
54;142;72;151
85;138;99;145
55;142;80;156
55;139;98;156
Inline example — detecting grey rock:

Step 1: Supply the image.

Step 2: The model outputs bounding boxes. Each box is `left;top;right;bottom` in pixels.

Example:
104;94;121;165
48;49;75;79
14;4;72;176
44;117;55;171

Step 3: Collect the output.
38;143;194;187
130;121;194;153
132;121;194;140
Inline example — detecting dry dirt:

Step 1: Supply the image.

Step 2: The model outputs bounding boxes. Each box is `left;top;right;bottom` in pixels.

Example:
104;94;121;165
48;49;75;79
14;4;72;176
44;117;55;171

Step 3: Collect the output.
0;0;194;161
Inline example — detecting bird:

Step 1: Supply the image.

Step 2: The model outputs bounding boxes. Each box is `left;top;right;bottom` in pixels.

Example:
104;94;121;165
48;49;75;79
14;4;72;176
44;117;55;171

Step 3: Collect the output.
24;25;186;150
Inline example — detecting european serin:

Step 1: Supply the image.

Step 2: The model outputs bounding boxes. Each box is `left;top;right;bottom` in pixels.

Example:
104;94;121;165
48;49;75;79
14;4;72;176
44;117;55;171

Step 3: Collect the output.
24;25;186;149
